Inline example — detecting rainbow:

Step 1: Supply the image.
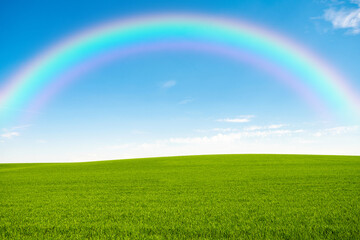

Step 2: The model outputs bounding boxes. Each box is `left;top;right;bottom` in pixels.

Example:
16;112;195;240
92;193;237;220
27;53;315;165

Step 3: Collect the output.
1;13;359;123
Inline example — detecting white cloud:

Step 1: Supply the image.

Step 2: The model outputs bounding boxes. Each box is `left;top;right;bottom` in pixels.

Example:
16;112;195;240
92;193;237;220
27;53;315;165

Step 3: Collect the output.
327;125;359;133
11;124;32;130
313;125;359;137
162;80;176;88
1;131;20;139
82;128;307;162
1;124;30;140
217;115;254;123
4;123;360;163
245;124;285;131
323;1;360;34
197;124;285;133
268;124;286;129
2;124;31;132
167;129;304;144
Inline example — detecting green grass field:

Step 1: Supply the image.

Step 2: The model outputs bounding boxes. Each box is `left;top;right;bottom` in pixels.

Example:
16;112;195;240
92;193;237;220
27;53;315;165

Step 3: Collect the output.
1;154;360;239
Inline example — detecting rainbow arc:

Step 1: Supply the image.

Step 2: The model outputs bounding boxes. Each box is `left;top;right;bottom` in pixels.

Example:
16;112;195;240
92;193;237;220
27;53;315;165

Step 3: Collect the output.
1;13;359;123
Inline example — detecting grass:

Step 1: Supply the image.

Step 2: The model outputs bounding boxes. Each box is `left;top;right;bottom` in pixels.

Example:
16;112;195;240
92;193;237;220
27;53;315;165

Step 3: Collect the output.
1;154;360;239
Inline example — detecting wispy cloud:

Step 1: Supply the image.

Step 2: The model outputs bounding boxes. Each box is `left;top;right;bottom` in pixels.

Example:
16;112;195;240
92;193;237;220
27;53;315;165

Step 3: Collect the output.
323;1;360;34
1;131;20;139
11;124;32;130
97;127;305;161
162;80;177;89
168;129;304;144
1;124;30;140
178;97;194;105
16;123;359;162
217;115;254;123
313;125;359;137
196;124;285;133
245;124;286;131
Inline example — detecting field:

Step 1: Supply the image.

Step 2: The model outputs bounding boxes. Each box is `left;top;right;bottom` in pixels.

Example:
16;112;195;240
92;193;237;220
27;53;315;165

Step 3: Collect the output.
1;154;360;239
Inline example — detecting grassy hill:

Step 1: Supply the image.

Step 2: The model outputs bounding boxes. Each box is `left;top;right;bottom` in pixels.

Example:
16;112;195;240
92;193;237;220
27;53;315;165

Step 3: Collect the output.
1;154;359;239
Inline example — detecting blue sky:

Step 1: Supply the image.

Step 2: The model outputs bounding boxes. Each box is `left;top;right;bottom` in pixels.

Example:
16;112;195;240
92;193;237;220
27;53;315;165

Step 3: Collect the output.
1;0;360;162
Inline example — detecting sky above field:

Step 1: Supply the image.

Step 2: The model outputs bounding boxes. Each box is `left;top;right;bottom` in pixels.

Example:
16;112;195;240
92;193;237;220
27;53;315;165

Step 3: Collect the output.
1;0;360;162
